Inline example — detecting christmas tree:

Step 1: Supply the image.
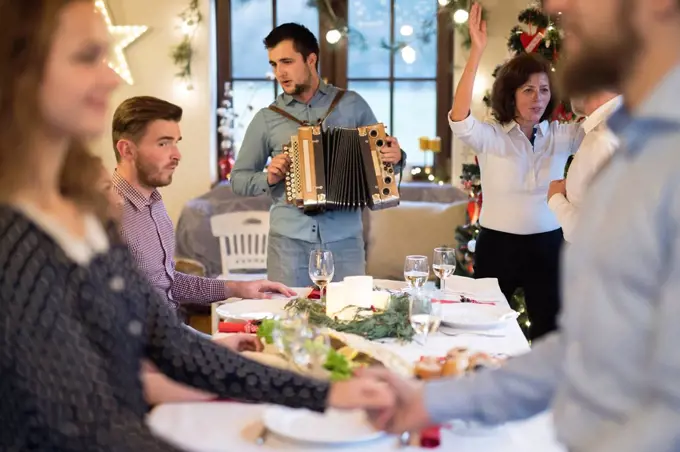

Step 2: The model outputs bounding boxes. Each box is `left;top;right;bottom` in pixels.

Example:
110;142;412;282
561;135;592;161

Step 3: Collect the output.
454;4;569;337
454;161;481;277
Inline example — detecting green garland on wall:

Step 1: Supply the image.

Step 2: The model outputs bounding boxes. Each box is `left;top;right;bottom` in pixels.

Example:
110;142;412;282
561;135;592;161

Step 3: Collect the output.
171;0;203;89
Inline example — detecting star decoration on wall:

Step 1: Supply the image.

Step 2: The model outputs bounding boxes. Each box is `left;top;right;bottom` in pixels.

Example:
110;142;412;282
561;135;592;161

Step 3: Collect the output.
95;0;148;85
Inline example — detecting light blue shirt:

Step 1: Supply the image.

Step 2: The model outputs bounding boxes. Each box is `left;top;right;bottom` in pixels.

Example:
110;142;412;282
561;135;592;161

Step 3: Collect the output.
425;63;680;452
231;81;404;243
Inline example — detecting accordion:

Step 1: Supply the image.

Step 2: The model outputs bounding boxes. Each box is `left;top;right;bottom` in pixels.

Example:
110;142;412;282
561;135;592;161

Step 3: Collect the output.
283;123;400;214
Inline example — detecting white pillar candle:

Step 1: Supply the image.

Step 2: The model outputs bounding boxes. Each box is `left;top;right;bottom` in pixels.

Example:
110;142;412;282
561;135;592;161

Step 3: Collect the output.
326;282;353;321
372;291;390;310
343;275;374;309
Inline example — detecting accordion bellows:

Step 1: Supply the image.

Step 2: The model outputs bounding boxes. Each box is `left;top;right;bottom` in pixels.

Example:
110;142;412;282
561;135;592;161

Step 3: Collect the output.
283;123;400;214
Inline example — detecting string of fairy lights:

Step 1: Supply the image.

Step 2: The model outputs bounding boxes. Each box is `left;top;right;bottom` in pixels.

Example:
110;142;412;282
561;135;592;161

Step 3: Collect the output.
94;0;147;85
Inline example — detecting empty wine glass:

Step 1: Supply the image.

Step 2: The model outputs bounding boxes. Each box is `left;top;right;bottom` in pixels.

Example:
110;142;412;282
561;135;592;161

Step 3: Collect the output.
306;327;331;378
272;314;313;369
309;249;334;294
432;247;457;291
404;255;429;290
409;291;434;345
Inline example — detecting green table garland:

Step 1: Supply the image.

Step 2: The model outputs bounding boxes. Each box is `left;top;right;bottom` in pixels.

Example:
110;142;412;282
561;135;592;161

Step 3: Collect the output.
283;292;415;342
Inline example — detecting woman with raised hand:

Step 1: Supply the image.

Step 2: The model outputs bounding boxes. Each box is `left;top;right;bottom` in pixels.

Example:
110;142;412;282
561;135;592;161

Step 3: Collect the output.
449;3;580;340
0;1;394;450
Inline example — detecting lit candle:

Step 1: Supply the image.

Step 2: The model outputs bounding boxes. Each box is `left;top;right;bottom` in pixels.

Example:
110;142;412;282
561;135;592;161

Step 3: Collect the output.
419;136;430;151
429;137;441;153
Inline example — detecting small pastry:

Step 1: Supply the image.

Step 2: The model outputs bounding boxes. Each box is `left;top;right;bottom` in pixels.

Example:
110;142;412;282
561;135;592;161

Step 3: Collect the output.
441;357;466;377
468;352;499;371
414;357;442;380
446;347;469;359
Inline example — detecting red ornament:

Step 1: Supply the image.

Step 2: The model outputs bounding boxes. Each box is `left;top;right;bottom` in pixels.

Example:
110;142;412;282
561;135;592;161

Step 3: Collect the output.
218;154;235;181
520;29;545;53
467;198;481;224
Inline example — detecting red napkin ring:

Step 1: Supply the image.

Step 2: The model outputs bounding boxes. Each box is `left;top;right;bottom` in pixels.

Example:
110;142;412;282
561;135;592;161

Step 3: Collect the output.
218;321;259;334
419;423;451;448
433;297;496;305
420;425;441;448
308;288;322;299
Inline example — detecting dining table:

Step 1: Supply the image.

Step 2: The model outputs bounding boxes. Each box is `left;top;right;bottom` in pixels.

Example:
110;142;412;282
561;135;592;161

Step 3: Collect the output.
146;276;567;452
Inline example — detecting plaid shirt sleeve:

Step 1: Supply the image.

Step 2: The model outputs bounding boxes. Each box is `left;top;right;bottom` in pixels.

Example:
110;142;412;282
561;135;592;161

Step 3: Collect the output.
171;271;229;304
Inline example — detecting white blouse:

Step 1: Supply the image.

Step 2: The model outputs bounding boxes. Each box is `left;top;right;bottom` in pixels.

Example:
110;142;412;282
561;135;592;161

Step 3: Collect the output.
450;113;581;235
548;96;622;242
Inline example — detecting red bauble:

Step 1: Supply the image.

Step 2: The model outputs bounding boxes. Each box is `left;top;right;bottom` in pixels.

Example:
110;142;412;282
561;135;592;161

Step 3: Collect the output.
218;154;235;181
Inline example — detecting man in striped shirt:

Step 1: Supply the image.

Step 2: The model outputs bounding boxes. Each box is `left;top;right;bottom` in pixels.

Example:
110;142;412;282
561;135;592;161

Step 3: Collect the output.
111;96;294;310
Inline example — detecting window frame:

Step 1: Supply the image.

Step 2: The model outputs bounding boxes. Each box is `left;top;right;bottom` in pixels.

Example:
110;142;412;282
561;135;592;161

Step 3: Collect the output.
215;0;454;180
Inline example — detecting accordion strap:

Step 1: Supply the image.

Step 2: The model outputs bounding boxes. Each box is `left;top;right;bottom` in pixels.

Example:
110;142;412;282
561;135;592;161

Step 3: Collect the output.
319;89;346;124
267;89;346;126
267;105;308;125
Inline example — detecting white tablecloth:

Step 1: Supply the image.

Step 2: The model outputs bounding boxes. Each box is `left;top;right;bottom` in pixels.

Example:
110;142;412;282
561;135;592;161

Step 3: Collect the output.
147;277;566;451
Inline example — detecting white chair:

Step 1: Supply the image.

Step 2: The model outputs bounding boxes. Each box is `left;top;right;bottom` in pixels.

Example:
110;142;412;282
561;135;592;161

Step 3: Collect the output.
209;211;269;282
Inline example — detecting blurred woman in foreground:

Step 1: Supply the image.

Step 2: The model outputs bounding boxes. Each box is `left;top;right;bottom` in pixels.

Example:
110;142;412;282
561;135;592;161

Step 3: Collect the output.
0;1;394;449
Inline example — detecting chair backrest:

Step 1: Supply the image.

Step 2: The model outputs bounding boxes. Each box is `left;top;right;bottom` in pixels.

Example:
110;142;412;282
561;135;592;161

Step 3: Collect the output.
209;211;269;275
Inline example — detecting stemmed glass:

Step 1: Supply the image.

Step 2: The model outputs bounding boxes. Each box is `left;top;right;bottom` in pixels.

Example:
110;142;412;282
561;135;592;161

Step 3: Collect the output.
409;291;435;345
309;249;334;294
404;255;429;291
432;247;457;291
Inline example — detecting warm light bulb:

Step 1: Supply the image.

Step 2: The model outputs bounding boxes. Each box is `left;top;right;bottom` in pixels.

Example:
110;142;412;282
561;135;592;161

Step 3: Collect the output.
400;25;413;36
428;174;435;181
400;45;416;64
180;19;197;36
326;29;342;44
438;0;450;6
453;9;469;24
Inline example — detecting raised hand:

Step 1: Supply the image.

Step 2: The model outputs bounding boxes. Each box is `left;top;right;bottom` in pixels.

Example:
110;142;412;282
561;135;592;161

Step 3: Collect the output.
469;2;488;52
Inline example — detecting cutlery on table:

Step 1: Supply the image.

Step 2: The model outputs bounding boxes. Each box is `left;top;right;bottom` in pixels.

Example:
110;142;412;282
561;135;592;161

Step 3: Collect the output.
255;425;269;445
398;431;411;447
438;328;505;338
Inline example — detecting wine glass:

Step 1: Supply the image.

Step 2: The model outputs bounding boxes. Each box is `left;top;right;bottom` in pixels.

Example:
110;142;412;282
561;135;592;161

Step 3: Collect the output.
272;314;313;369
432;247;457;291
430;296;442;334
409;291;434;345
309;249;334;294
404;255;429;291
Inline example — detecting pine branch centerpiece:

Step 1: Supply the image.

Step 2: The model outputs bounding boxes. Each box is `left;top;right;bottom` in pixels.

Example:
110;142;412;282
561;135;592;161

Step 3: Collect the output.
284;293;415;342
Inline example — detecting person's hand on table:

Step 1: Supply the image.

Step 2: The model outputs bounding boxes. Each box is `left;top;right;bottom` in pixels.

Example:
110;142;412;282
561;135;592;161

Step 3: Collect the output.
355;367;433;434
213;333;264;352
226;280;296;299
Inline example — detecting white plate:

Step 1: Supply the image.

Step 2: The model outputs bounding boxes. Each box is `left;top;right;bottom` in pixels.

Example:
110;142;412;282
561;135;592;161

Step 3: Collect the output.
215;287;312;322
441;304;518;330
269;286;312;300
373;279;408;291
220;311;276;323
262;406;384;445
